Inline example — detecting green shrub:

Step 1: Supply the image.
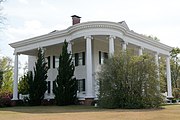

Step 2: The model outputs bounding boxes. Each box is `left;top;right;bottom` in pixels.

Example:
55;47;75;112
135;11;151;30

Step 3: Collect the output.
98;51;163;108
173;88;180;99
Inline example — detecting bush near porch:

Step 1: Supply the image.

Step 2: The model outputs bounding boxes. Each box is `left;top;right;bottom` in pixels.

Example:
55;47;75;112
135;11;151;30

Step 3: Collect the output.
0;90;12;107
98;51;163;108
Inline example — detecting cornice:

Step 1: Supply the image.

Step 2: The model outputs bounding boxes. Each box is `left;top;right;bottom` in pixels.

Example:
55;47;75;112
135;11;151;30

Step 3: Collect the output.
125;31;172;51
9;21;127;48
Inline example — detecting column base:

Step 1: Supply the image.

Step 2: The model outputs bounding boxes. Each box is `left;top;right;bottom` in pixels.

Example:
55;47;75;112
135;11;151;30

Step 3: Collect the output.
167;96;173;99
11;100;23;106
84;98;94;105
11;98;18;101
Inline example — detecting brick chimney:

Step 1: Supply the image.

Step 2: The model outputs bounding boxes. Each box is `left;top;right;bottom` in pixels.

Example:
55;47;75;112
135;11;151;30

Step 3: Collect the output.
71;15;81;25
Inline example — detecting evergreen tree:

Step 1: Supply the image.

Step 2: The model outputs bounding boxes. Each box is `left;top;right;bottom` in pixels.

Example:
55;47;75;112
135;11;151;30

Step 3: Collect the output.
27;48;48;106
54;40;77;106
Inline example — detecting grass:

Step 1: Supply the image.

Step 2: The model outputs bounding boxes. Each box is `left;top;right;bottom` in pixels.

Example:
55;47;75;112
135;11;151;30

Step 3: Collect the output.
0;105;180;120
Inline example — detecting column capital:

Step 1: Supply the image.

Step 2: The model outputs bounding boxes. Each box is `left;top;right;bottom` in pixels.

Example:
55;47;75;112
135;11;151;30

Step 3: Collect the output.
38;47;46;53
154;51;159;55
84;35;93;40
139;46;144;50
166;55;171;58
109;35;116;39
68;41;74;45
13;52;20;55
122;40;128;45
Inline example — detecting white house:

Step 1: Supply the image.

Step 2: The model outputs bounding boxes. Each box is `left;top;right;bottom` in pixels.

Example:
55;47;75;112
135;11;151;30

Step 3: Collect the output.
9;15;173;105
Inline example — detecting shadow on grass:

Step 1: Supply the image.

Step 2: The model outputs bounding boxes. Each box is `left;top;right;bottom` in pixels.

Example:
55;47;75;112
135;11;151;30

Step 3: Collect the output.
0;105;165;114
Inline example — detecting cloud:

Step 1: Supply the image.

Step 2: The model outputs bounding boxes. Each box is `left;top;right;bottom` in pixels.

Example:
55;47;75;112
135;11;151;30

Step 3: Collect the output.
0;20;52;59
6;20;51;42
18;0;29;4
40;0;58;11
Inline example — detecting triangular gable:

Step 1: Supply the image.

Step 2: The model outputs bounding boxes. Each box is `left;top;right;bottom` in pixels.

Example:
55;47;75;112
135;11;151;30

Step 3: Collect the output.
119;21;130;31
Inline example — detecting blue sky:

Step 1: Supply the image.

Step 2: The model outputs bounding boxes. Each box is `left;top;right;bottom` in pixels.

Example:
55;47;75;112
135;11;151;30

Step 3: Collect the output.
0;0;180;67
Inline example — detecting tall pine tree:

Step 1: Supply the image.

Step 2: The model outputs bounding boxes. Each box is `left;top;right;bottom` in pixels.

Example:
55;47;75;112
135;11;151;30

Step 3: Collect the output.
54;40;77;106
27;48;48;106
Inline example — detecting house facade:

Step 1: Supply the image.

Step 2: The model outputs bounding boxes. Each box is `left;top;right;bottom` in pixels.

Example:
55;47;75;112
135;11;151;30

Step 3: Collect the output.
10;15;173;104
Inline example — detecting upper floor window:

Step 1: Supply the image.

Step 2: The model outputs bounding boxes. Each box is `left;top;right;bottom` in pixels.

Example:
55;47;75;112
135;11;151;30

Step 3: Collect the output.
45;56;59;69
53;56;59;68
74;52;85;66
99;51;108;64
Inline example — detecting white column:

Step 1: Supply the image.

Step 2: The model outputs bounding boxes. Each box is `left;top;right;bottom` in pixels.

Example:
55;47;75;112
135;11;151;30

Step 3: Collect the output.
166;56;173;98
122;41;127;51
50;81;53;95
12;53;19;100
155;53;159;69
138;47;143;56
68;41;72;54
85;35;94;98
155;52;160;91
50;56;53;69
50;56;53;95
109;35;115;55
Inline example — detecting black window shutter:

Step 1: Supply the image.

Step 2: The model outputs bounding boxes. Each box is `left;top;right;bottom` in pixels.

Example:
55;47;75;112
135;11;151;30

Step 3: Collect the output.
47;56;50;68
99;51;101;64
82;52;85;65
77;80;80;92
75;53;79;66
47;81;51;94
83;79;85;91
53;81;56;88
53;56;55;68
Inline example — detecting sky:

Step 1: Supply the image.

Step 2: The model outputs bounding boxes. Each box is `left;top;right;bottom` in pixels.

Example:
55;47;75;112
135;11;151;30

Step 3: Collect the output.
0;0;180;69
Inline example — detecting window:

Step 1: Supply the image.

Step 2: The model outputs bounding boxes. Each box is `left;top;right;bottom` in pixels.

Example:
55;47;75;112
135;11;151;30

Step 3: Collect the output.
74;52;85;66
99;51;108;64
53;56;59;68
78;79;85;92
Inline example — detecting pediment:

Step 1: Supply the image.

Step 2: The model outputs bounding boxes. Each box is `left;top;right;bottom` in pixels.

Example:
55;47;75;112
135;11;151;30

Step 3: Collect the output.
119;21;130;31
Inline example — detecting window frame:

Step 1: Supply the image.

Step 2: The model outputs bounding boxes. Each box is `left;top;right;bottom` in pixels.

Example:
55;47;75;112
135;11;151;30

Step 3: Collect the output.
77;79;85;92
74;52;85;66
99;51;108;65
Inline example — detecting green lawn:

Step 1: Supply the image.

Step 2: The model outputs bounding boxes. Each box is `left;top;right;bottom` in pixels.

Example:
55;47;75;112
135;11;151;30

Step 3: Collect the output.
0;105;180;120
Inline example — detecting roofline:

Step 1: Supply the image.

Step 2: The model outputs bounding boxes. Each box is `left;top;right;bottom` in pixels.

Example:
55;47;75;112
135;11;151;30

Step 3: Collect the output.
9;21;173;52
